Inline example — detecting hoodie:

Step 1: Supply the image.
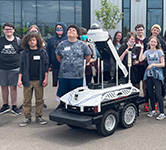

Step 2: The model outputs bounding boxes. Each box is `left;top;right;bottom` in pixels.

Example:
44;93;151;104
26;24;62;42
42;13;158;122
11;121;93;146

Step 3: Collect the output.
46;22;67;69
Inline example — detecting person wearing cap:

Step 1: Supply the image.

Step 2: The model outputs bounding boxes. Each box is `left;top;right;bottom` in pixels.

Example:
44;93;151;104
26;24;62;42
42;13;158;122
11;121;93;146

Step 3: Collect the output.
56;24;91;98
46;22;67;87
143;24;166;112
143;24;165;52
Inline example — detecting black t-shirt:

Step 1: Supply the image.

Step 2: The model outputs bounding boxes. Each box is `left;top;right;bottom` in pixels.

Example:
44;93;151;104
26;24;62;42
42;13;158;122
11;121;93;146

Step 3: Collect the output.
0;36;21;70
29;49;41;80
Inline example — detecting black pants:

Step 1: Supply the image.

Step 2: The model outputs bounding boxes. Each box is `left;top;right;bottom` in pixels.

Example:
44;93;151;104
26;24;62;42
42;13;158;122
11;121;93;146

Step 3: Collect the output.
52;68;59;87
147;77;164;113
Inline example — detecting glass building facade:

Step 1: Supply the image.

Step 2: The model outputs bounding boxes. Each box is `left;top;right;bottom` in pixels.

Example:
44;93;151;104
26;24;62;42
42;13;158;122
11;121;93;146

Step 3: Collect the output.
122;0;163;36
122;0;130;36
147;0;163;35
0;0;90;40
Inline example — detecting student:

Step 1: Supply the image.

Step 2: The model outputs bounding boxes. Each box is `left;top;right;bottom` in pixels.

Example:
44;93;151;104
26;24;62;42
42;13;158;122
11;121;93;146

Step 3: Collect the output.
56;24;91;98
17;24;47;109
46;22;67;87
112;31;123;51
143;24;166;112
18;33;49;127
118;32;139;85
0;22;22;115
28;25;47;49
134;24;147;111
139;36;165;120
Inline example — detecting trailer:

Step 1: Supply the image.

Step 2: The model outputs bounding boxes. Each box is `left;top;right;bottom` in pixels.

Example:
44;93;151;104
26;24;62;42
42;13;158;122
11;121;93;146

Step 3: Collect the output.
49;26;145;136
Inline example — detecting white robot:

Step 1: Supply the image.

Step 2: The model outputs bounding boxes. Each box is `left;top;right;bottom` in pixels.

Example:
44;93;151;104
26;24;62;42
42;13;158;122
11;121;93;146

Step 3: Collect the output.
49;24;144;136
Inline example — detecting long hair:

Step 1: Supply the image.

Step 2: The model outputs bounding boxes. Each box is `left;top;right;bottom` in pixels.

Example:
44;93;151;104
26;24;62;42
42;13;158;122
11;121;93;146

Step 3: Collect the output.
28;25;43;39
147;36;162;51
21;33;44;50
112;31;123;46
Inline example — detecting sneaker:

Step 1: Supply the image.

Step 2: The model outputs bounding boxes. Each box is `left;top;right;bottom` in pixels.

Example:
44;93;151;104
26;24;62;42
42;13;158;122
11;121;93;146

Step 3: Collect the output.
156;114;166;120
11;106;21;115
147;111;157;117
36;117;47;125
0;104;10;114
19;118;31;127
43;103;47;108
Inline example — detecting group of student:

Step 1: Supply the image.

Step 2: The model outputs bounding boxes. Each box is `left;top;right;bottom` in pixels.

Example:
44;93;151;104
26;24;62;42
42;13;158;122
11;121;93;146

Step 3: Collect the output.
112;24;166;120
0;22;166;128
0;22;50;126
0;22;93;127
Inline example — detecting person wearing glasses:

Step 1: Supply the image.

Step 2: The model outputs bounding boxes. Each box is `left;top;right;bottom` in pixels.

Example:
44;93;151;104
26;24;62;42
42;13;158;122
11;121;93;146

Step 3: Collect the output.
134;24;147;111
0;22;22;115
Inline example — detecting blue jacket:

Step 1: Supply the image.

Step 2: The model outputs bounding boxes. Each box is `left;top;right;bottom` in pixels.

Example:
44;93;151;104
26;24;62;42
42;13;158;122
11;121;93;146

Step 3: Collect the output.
46;22;67;69
19;49;49;87
143;66;164;83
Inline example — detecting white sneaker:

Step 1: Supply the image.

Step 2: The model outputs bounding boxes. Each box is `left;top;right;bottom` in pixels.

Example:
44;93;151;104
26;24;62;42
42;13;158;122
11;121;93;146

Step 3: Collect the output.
147;111;157;117
156;114;165;120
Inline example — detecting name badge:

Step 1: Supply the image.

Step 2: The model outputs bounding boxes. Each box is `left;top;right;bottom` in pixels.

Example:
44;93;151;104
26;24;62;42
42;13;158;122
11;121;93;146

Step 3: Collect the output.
4;45;12;49
33;56;40;60
64;46;71;51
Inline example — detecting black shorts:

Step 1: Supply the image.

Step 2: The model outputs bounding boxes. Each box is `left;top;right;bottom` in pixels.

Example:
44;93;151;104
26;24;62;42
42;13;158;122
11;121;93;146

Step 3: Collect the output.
0;68;19;86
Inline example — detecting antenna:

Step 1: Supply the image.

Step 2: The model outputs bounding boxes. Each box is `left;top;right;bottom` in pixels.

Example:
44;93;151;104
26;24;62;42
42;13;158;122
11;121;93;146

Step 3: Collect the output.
128;51;132;83
83;59;86;87
101;60;104;89
97;58;100;84
116;60;118;86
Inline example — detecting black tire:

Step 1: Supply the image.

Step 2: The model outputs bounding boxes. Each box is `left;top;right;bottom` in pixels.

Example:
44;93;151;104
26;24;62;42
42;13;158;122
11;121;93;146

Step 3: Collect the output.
120;103;137;128
96;109;118;136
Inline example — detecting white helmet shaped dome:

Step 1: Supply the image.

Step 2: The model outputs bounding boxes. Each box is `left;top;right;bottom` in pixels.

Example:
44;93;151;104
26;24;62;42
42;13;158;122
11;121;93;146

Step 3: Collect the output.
90;23;100;29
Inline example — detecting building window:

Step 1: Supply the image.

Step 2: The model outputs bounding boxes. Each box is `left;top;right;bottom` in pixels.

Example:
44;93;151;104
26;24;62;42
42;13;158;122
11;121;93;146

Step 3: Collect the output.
0;0;13;36
122;0;130;37
37;1;59;39
147;0;163;35
0;0;83;39
22;1;36;34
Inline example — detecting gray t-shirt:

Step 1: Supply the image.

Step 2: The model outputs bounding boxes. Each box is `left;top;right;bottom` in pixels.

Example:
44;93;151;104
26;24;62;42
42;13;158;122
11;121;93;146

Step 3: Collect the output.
56;40;91;79
143;49;164;77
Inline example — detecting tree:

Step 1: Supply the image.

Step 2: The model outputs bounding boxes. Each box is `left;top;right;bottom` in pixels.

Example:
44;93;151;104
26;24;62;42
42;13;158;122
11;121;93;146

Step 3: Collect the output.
94;0;123;31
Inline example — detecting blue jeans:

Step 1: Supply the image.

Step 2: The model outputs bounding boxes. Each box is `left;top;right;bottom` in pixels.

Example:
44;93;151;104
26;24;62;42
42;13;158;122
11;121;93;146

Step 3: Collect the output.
57;78;83;97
